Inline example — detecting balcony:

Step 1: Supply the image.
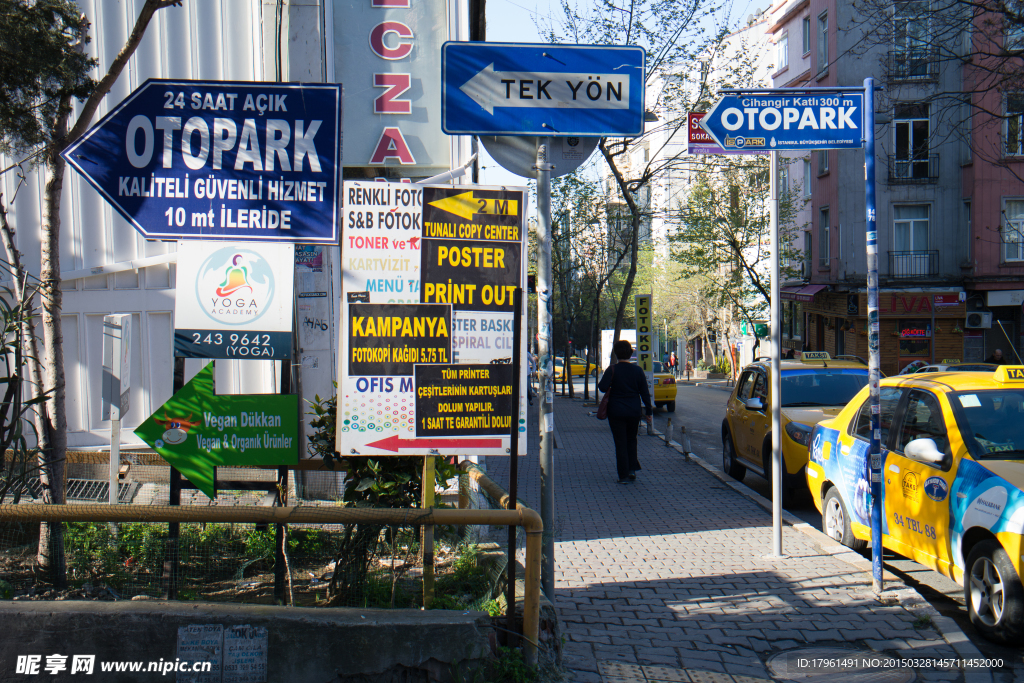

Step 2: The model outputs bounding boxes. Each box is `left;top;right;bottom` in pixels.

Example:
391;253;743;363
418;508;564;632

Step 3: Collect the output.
888;154;939;184
889;250;939;278
886;50;939;81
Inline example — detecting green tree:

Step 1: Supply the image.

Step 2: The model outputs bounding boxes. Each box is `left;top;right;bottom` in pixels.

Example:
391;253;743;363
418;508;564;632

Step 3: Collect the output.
0;0;184;585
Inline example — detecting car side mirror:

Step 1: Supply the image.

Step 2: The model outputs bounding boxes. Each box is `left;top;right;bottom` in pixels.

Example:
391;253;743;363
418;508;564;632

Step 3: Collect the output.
745;397;764;411
904;438;945;465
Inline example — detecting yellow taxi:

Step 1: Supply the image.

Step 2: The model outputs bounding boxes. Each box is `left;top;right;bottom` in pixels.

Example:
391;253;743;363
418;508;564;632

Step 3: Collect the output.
649;361;677;412
721;352;869;494
807;366;1024;643
553;356;595;380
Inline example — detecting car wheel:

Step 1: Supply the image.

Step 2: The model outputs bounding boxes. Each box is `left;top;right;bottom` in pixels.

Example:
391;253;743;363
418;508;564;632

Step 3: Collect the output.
722;430;746;481
666;401;675;413
965;540;1024;644
822;487;867;551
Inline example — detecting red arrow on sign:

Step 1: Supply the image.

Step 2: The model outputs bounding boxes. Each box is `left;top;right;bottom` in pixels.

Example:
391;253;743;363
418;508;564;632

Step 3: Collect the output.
366;434;503;453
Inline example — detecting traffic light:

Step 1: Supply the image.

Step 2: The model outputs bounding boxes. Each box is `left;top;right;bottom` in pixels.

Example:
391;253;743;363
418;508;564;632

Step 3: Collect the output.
527;274;536;293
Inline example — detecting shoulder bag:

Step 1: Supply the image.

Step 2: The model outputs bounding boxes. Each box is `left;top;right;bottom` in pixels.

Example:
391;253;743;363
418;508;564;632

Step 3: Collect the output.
596;365;615;420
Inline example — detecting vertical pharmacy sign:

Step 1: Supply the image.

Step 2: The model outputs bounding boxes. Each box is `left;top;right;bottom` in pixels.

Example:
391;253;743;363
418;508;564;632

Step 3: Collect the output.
337;181;528;455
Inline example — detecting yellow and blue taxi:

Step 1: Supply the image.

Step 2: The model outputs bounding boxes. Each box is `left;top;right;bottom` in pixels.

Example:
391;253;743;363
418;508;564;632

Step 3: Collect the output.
722;353;869;494
807;366;1024;643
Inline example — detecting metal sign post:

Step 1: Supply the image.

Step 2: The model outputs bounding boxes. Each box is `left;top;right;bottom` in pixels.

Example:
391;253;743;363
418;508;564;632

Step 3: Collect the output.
442;42;647;601
864;77;883;593
768;150;783;559
701;86;870;561
535;139;555;599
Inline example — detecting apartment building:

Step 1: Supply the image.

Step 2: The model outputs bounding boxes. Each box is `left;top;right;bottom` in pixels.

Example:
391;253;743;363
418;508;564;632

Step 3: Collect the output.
768;0;1024;373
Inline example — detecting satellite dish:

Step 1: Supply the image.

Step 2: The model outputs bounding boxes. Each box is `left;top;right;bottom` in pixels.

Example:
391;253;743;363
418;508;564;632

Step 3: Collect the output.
481;136;599;179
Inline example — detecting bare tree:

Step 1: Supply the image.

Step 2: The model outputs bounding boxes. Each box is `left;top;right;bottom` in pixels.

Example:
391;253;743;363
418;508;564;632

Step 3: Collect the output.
541;0;728;340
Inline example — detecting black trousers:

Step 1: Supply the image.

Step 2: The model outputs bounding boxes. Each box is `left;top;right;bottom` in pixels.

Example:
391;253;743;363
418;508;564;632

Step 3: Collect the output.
608;416;642;480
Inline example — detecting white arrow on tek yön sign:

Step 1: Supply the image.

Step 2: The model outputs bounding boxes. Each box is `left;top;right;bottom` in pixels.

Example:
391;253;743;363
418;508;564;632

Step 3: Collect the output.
459;64;631;115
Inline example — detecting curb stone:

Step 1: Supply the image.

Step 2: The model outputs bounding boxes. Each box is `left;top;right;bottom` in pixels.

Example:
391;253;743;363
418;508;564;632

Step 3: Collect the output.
647;427;993;683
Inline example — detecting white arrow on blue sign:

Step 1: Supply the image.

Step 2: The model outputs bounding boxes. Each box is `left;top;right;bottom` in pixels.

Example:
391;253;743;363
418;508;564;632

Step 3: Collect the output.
442;42;646;137
62;80;342;244
699;92;864;152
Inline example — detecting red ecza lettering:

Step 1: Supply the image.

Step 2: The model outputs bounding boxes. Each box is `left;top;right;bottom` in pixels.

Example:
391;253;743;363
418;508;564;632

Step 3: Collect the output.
368;0;416;164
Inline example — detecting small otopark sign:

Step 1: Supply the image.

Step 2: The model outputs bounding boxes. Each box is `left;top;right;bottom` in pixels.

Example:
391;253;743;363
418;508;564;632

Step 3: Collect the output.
442;42;646;136
62;80;342;243
699;92;864;152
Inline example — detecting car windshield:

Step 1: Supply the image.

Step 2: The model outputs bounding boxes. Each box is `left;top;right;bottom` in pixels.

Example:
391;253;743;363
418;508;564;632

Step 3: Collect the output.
955;390;1024;459
653;361;663;372
780;368;869;407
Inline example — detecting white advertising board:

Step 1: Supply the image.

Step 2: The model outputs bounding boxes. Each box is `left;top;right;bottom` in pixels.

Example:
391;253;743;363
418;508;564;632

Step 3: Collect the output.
173;241;295;359
336;181;528;456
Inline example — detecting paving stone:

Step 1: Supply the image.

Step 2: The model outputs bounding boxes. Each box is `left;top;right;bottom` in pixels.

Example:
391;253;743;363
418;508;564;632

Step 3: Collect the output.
598;661;643;678
641;666;689;681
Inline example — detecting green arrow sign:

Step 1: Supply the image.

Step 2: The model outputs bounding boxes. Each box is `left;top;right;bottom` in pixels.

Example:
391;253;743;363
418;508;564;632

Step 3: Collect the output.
134;365;298;498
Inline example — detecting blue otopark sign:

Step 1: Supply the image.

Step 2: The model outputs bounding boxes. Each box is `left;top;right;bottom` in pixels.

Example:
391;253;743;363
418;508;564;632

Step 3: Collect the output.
62;80;341;243
699;92;864;152
442;42;646;137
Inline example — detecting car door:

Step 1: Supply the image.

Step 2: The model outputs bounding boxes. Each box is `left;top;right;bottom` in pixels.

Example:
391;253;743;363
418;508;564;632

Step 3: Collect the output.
741;371;770;467
835;387;904;534
728;371;756;457
884;388;958;572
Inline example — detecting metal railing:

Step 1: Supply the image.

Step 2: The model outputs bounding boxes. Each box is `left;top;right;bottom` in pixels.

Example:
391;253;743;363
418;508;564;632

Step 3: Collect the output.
0;501;543;665
886;49;939;80
888;154;939;183
888;250;939;278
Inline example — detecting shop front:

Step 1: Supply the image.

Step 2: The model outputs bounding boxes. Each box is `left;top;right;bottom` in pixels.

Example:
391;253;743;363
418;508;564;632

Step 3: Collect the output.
799;289;967;376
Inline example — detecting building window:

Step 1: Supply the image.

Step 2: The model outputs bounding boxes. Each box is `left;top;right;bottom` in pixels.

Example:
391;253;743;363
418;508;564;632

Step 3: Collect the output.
1006;94;1024;156
802;16;811;54
779;164;789;195
819;207;830;266
893;205;931;275
777;31;789;70
817;12;828;71
803;158;812;196
894;103;930;178
893;0;931;77
1006;15;1024;50
1003;199;1024;261
817;149;829;174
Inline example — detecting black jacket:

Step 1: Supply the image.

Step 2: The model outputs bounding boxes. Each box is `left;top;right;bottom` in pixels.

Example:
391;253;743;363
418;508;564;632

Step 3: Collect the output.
598;362;654;419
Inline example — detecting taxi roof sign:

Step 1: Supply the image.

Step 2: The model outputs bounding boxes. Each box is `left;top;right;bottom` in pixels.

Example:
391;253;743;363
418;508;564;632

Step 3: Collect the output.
802;351;831;361
995;366;1024;382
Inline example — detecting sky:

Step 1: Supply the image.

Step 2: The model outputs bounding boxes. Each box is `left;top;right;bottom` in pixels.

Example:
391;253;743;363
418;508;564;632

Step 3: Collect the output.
471;0;769;191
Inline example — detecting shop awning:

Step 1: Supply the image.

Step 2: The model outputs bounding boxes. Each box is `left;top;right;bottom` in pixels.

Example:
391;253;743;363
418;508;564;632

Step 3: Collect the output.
780;284;827;302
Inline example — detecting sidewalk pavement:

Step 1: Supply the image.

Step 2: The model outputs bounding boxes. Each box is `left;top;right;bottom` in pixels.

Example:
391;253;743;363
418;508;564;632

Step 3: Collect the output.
486;396;993;683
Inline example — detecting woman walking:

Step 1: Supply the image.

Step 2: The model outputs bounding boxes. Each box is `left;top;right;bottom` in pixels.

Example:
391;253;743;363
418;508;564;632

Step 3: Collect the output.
597;340;654;484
